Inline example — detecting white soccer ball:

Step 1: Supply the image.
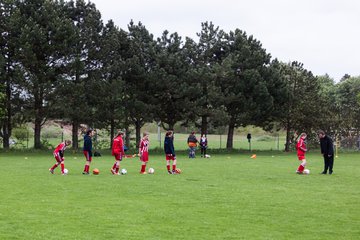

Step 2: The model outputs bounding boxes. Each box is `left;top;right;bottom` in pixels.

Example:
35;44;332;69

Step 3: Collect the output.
205;154;211;158
303;169;310;174
63;168;69;175
120;168;127;175
148;168;155;174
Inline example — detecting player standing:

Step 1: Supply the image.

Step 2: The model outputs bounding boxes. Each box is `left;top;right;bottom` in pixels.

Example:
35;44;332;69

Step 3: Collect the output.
111;130;125;175
164;130;177;174
82;129;94;175
49;140;72;175
296;133;308;174
139;132;150;174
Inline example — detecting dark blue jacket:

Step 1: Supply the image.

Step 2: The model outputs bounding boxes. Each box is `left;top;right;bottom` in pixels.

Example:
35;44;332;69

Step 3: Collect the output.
164;136;175;156
83;134;93;156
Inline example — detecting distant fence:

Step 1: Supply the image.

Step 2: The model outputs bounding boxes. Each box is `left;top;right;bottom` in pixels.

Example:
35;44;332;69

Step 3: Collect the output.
3;133;360;152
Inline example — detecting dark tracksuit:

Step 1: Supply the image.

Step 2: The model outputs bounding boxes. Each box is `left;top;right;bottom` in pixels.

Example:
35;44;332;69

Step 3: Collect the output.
320;135;334;174
164;136;175;156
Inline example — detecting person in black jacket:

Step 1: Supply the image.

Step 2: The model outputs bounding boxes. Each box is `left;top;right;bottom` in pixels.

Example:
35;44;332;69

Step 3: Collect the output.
164;130;177;174
83;129;94;175
318;130;335;175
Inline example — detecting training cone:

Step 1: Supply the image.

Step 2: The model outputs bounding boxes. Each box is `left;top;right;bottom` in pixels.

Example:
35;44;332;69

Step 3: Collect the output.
250;154;257;159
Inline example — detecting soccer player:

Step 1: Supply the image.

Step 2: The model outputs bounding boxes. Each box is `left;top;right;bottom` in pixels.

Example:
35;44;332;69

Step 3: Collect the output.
164;130;177;174
49;140;72;175
296;133;308;174
111;130;125;175
83;129;94;175
139;132;150;174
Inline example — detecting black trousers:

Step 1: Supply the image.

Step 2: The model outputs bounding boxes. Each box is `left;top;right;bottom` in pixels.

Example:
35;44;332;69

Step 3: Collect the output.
323;155;334;173
201;147;206;156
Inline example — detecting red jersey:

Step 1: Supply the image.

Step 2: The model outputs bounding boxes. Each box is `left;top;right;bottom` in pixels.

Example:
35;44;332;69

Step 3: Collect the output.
296;137;307;156
112;136;125;156
139;138;149;153
54;142;66;155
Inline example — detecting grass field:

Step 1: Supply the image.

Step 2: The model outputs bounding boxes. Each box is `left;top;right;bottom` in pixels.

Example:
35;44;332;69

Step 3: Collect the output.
0;151;359;239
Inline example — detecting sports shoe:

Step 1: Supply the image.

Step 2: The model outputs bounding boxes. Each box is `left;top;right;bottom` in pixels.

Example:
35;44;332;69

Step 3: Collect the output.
140;171;147;174
49;168;54;174
172;170;178;174
82;171;89;175
110;168;116;175
321;171;327;174
168;170;173;174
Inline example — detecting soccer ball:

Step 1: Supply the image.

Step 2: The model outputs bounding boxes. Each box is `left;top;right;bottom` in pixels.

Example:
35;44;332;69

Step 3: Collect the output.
63;168;68;175
175;168;182;174
205;154;211;158
148;168;155;174
93;168;100;175
120;168;127;175
303;169;310;174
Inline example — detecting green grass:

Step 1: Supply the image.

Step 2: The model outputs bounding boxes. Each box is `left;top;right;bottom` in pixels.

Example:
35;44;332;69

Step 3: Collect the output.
0;151;359;239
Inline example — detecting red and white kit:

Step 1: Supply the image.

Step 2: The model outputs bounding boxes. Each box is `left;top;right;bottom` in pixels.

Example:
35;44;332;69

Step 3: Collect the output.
139;138;149;162
54;142;67;162
296;137;307;161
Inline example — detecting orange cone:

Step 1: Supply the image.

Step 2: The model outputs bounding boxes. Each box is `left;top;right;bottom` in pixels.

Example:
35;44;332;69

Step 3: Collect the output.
250;154;257;159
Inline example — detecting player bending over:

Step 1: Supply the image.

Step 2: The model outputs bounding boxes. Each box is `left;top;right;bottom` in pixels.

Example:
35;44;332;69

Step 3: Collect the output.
49;140;72;175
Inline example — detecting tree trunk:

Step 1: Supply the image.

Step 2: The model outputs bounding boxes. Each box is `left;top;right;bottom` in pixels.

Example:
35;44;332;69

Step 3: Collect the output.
125;125;130;149
201;115;208;135
72;120;79;150
110;118;115;150
135;121;141;148
2;74;12;149
226;119;235;149
2;124;10;149
285;121;291;152
34;116;42;149
34;88;43;149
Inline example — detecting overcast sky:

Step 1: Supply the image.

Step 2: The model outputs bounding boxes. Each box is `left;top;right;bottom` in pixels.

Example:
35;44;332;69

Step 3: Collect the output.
90;0;360;81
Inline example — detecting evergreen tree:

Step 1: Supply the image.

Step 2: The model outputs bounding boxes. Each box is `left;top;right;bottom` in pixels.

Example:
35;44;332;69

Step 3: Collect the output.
97;20;129;147
124;21;155;146
216;29;273;149
54;0;103;149
13;0;74;148
278;62;321;151
151;30;195;130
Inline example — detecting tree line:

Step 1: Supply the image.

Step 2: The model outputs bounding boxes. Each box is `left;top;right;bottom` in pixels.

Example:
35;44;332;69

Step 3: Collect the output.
1;0;359;150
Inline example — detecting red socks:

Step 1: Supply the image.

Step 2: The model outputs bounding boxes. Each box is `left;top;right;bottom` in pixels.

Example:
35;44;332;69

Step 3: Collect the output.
297;165;304;173
172;165;176;171
51;163;58;170
84;165;89;173
141;164;146;173
60;163;64;173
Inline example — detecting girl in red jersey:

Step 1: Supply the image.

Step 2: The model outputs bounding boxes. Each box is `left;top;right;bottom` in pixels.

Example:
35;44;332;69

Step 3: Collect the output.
296;133;308;174
139;132;150;174
111;130;125;175
49;140;72;175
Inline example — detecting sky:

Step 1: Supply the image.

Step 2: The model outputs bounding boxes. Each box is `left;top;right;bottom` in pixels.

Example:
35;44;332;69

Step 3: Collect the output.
89;0;360;81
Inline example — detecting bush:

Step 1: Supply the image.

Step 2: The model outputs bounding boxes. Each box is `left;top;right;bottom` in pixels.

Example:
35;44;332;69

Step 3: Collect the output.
12;126;30;142
256;135;273;142
41;126;62;139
